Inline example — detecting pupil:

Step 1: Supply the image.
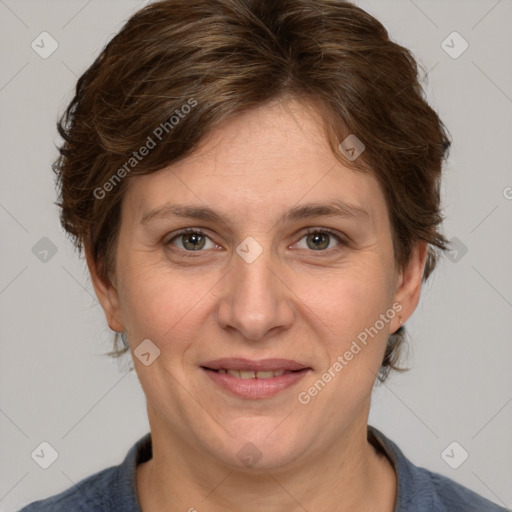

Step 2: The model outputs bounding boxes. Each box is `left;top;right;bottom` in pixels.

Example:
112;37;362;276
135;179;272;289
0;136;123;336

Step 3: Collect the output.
184;233;204;250
309;233;328;250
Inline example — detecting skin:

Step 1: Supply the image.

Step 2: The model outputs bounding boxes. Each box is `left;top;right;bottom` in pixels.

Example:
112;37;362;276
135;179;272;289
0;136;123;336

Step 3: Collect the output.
87;96;427;512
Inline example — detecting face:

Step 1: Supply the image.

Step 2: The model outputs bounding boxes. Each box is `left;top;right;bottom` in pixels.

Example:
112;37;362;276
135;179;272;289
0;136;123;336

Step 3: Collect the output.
90;97;426;470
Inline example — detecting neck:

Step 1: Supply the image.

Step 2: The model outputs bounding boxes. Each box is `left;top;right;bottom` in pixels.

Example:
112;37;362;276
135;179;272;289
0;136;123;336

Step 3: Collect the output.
136;412;396;512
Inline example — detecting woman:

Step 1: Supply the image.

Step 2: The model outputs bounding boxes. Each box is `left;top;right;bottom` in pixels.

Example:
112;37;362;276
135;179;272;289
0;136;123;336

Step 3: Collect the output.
21;0;506;510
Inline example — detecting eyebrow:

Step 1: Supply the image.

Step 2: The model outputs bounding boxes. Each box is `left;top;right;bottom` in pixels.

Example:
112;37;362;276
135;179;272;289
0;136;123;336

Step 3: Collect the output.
140;200;370;227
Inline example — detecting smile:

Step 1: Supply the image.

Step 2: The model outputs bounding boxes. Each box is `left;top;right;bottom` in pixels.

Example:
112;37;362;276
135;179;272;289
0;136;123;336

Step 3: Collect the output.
211;369;291;379
200;358;311;399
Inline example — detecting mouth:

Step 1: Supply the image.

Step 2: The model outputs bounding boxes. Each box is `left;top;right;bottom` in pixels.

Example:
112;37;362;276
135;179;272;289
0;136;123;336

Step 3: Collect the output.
200;358;311;399
204;368;298;379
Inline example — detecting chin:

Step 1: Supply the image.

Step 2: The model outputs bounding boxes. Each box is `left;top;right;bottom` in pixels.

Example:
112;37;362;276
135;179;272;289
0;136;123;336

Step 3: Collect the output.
206;419;309;471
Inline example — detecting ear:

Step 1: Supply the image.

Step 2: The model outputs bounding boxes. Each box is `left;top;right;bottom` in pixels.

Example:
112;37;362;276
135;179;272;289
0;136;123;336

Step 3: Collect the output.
390;240;428;333
84;245;124;333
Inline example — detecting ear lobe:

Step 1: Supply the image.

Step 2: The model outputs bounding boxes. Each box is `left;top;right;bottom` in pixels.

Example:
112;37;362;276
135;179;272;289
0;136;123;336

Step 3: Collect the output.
391;241;428;333
84;244;124;333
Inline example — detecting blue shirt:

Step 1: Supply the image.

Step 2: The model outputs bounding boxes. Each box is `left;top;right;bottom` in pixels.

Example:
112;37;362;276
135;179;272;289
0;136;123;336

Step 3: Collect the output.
20;426;507;511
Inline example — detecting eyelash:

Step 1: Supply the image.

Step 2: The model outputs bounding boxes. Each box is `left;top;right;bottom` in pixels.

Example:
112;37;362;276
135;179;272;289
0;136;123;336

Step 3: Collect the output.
165;227;346;257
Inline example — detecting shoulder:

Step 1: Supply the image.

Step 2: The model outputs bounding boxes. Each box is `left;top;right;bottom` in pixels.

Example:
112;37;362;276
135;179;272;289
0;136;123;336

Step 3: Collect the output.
426;470;507;512
19;433;152;512
19;465;119;512
368;426;507;512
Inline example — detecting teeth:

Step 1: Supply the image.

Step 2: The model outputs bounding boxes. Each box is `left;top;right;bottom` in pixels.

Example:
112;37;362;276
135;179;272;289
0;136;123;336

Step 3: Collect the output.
255;371;275;379
220;369;287;379
258;370;285;378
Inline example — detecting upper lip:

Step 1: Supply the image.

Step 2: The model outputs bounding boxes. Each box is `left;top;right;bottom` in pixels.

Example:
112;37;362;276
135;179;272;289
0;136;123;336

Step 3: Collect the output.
201;358;309;372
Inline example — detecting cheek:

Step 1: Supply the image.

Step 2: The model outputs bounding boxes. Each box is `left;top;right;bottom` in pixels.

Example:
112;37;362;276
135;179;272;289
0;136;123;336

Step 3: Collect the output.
115;259;211;349
299;264;395;414
303;264;396;400
305;259;394;338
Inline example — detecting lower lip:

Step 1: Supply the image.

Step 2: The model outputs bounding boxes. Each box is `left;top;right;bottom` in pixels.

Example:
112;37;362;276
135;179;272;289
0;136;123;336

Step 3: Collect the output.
202;368;310;399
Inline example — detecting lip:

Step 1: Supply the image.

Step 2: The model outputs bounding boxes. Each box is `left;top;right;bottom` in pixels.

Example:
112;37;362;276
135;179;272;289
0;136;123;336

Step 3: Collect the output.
201;358;311;399
201;358;308;372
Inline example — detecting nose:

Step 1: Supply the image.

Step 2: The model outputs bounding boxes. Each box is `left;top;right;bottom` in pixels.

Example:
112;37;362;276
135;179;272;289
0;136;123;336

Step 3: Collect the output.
216;243;295;342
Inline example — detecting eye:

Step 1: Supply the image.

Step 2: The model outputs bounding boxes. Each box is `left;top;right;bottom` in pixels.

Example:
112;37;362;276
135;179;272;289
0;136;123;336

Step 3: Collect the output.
166;228;218;253
165;227;346;257
294;228;344;252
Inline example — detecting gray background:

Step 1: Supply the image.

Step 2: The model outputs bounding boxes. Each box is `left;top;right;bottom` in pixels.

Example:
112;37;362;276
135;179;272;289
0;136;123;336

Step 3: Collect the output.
0;0;511;510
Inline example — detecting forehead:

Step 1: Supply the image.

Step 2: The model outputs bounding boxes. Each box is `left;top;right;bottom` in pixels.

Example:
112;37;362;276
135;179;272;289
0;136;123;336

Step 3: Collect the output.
122;98;387;230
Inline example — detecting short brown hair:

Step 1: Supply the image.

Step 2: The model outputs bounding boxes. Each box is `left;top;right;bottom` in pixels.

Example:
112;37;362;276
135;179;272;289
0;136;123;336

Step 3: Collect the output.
54;0;451;381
